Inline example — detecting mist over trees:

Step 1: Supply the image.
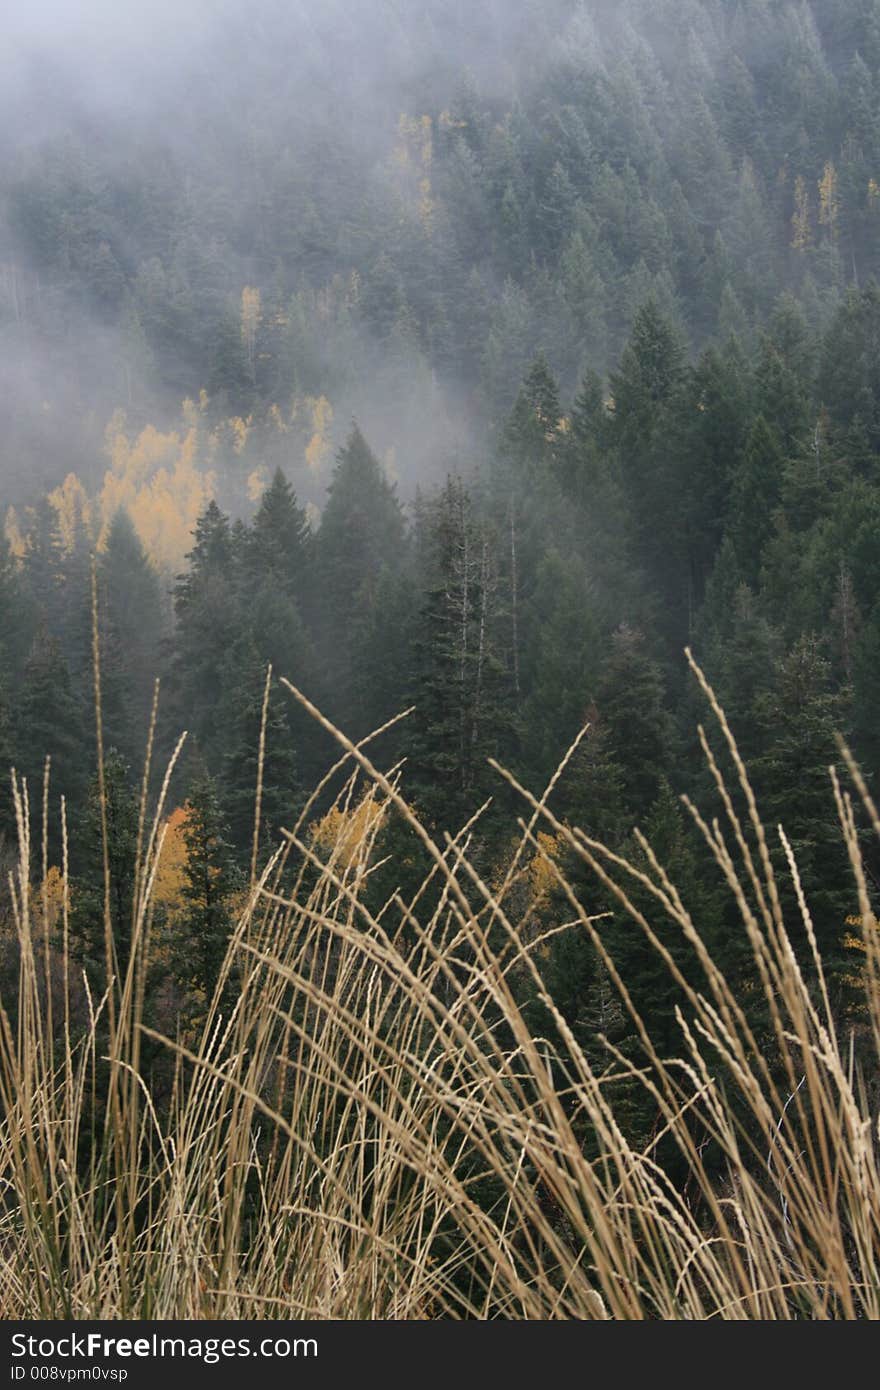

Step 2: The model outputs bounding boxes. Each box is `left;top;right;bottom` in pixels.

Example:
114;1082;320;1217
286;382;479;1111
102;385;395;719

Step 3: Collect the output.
2;0;880;1310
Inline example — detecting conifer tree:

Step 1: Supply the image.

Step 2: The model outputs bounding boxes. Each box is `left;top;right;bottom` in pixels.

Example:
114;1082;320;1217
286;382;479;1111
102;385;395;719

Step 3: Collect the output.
69;750;139;982
753;636;853;982
726;414;785;589
97;510;165;767
315;426;408;734
169;771;243;1012
245;467;311;598
172;500;241;757
406;477;517;837
218;645;299;864
18;628;88;863
594;625;673;819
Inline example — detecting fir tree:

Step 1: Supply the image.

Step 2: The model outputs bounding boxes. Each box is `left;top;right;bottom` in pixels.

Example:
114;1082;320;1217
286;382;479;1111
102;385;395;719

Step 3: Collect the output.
69;750;139;983
169;771;243;1014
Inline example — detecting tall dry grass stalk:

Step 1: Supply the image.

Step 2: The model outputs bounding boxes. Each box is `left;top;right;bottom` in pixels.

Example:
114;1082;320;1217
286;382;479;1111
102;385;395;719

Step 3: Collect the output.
0;654;878;1319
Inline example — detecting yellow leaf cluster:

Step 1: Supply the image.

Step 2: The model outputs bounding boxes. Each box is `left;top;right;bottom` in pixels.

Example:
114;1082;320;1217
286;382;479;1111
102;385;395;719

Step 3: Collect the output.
97;413;215;575
310;799;384;872
37;865;66;932
241;286;261;374
818;161;839;237
153;806;190;910
528;831;564;905
791;174;811;252
247;465;269;502
4;506;26;558
304;395;333;477
228;416;251;456
48;473;93;554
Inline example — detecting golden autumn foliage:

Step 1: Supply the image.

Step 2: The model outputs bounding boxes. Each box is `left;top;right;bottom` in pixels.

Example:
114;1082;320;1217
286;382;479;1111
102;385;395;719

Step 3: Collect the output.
36;865;66;934
302;395;333;477
48;474;93;554
247;465;269;502
819;160;839;239
527;830;564;905
152;805;190;912
241;286;261;376
4;371;347;577
791;173;812;252
4;506;26;559
310;798;385;873
99;411;215;574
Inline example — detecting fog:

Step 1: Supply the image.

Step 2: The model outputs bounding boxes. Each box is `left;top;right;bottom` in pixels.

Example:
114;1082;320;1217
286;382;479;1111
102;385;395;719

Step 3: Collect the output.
0;1;586;520
0;0;837;529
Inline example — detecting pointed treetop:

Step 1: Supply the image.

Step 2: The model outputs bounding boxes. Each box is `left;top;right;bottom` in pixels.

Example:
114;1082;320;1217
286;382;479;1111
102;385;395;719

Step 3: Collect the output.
248;466;310;590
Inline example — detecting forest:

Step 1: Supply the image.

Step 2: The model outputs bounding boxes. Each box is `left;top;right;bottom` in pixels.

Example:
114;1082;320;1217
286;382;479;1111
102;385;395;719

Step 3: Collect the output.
2;0;880;1321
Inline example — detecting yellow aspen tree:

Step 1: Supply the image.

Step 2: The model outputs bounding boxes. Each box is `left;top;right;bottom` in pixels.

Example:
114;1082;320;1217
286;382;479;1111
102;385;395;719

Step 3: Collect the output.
4;506;25;559
241;286;261;378
818;160;839;240
247;465;268;501
305;395;333;475
48;473;92;554
791;174;812;251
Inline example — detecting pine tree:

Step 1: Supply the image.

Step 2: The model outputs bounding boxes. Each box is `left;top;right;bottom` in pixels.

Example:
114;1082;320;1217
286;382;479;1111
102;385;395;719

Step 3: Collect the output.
169;771;243;1013
69;750;139;982
501;352;562;472
207;306;254;417
753;636;853;984
245;467;311;598
595;625;673;819
172;500;241;757
608;301;692;637
406;477;518;837
218;645;299;864
726;415;785;589
819;282;880;453
97;510;165;768
0;668;15;852
315;426;408;735
18;629;88;864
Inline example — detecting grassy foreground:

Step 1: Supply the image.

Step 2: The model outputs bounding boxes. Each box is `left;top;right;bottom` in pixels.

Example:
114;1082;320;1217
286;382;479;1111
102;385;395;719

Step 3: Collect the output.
0;656;879;1320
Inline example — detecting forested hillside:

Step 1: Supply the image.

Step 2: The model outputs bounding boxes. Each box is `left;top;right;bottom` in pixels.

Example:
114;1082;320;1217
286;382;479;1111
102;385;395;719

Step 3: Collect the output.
3;2;880;1319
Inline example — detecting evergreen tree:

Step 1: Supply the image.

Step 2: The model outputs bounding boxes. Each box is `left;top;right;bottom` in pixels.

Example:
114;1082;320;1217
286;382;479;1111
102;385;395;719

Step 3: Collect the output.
97;510;165;768
18;629;88;864
172;500;241;757
594;625;673;819
406;477;518;837
502;352;562;471
218;644;299;864
0;669;15;853
726;414;785;588
245;467;311;598
753;636;853;984
169;770;243;1014
315;426;408;735
69;750;139;983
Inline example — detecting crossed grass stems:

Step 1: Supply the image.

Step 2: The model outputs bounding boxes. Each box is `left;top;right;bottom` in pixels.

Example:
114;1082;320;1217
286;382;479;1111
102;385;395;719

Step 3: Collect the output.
1;591;879;1318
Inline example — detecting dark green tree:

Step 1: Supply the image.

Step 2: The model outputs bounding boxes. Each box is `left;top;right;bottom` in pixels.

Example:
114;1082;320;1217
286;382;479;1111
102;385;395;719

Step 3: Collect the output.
97;510;165;768
169;770;243;1014
218;644;299;865
69;750;139;983
315;426;408;735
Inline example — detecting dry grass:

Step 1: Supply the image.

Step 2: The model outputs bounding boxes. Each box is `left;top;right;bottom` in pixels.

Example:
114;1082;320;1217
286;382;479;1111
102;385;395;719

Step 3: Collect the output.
0;653;879;1319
